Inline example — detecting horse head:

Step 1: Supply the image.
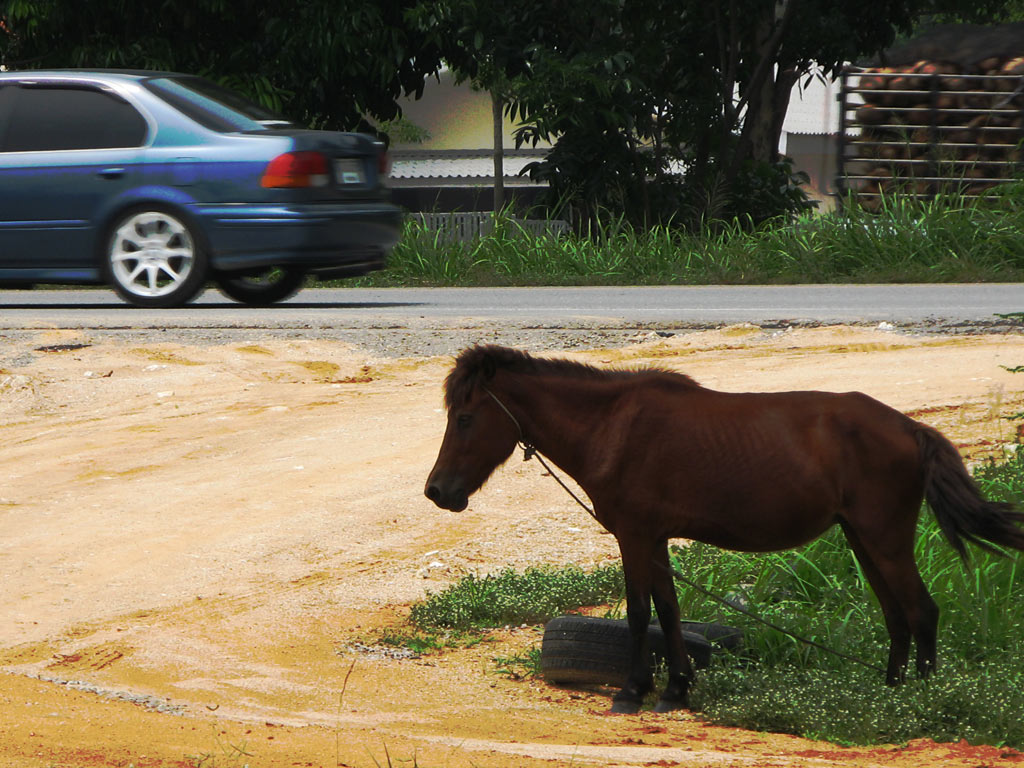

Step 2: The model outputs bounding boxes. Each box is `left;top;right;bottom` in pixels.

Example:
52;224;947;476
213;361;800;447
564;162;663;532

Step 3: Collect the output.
424;346;523;511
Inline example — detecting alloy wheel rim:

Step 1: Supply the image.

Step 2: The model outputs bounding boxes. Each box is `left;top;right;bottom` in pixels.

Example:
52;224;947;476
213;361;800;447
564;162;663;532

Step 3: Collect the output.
110;212;195;297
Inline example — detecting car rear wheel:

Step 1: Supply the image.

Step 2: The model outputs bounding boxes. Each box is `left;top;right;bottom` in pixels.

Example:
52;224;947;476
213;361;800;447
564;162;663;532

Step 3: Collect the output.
105;208;208;308
214;267;306;306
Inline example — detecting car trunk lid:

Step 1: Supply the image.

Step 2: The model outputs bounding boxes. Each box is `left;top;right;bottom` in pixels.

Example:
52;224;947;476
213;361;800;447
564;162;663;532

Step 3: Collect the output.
255;129;389;200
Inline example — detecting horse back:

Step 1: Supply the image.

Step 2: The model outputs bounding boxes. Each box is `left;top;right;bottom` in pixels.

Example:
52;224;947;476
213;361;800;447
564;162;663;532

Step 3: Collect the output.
590;381;924;548
611;379;919;468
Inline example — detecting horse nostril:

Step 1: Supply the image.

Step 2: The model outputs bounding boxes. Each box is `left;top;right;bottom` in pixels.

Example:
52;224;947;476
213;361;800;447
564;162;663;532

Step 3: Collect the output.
425;484;441;503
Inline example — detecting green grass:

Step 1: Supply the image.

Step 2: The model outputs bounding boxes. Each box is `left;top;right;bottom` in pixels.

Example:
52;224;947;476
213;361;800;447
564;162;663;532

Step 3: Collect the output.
375;626;485;654
493;646;544;680
679;448;1024;747
348;185;1024;288
371;563;623;654
691;661;1024;748
185;730;253;768
408;563;624;631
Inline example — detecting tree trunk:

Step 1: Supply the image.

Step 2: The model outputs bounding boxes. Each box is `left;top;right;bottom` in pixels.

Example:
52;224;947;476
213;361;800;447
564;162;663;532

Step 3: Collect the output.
771;67;798;158
742;66;778;166
725;0;800;175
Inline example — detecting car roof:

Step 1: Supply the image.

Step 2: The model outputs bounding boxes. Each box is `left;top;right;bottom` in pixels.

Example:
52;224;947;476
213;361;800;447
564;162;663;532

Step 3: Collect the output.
0;69;186;82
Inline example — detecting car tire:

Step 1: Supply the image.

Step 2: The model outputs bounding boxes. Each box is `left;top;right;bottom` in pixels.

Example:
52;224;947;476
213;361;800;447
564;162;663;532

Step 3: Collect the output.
540;615;741;686
104;207;208;308
214;267;306;306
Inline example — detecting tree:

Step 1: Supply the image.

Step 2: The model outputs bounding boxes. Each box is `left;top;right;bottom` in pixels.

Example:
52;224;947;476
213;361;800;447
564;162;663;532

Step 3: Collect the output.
413;0;703;226
5;0;1018;227
420;0;1022;229
0;0;443;132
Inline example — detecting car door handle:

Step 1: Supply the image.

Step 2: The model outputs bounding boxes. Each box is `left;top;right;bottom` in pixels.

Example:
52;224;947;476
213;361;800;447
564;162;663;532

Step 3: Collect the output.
98;167;125;179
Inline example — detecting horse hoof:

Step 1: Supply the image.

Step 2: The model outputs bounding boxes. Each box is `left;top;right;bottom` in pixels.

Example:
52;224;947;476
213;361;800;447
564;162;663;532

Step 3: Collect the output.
653;698;688;714
609;699;642;715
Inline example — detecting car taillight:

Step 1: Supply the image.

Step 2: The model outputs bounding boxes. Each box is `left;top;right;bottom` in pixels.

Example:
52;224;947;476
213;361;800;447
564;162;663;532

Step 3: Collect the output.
377;148;391;177
261;151;329;188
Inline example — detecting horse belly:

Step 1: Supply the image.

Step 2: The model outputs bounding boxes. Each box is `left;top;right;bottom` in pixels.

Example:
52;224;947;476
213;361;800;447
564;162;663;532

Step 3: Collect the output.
645;437;845;552
668;495;841;553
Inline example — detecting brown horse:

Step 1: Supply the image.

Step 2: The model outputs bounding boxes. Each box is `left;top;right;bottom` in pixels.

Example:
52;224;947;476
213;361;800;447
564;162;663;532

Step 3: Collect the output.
424;345;1024;714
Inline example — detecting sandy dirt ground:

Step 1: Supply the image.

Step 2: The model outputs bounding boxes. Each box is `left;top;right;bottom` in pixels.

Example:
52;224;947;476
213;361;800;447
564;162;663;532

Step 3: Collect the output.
2;323;1024;768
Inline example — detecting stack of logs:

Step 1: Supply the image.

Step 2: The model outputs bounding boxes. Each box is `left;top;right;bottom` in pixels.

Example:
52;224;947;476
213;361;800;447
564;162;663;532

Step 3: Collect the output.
839;55;1024;209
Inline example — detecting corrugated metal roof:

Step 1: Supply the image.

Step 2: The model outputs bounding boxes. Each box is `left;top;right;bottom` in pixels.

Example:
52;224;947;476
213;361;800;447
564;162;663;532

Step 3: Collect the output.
389;150;548;182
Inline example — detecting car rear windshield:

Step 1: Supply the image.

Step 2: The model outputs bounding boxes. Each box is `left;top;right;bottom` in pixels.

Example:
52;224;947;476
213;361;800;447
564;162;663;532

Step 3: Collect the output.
143;76;296;133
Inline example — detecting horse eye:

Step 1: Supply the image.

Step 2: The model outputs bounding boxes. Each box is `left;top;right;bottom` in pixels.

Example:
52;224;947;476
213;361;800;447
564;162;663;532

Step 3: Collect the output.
456;413;473;429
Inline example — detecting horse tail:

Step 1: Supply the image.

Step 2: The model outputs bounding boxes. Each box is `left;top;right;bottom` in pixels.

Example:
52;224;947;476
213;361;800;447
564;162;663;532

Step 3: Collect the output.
915;425;1024;561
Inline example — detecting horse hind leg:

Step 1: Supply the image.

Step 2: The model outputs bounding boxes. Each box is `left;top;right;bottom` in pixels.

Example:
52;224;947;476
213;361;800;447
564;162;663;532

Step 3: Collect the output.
877;560;937;681
840;520;913;684
899;562;939;680
840;518;938;683
913;593;939;679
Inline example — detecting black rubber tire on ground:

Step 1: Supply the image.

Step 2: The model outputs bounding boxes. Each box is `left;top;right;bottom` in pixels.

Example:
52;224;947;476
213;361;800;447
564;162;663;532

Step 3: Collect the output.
214;267;307;306
540;615;742;686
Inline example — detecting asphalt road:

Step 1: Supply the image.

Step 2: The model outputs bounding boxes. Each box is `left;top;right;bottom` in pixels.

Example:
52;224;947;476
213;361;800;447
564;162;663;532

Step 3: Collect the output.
1;284;1023;331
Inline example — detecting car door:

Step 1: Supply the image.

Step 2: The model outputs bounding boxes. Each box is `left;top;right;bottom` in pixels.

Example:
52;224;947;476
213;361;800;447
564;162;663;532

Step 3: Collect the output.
0;82;147;274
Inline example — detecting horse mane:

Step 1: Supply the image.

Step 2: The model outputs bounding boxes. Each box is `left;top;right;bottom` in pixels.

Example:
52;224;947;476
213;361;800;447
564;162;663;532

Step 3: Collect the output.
444;344;700;408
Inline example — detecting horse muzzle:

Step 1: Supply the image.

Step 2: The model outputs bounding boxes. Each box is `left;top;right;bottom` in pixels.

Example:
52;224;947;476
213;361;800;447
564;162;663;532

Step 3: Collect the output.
424;480;469;512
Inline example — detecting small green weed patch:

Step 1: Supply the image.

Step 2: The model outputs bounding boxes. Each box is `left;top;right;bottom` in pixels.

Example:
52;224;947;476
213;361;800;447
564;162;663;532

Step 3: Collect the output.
375;626;484;654
409;563;624;631
493;646;544;680
370;564;623;654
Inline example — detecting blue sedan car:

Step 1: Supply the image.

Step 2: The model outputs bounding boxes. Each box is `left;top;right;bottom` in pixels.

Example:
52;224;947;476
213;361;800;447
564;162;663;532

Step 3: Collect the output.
0;70;403;307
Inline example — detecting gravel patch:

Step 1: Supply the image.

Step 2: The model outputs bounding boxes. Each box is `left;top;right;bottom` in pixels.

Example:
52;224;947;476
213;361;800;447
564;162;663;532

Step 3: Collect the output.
2;317;1021;365
27;674;187;715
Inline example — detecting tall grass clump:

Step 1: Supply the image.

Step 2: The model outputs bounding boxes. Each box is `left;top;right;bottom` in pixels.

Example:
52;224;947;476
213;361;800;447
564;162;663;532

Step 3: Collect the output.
352;186;1024;287
375;210;716;286
757;188;1024;283
685;447;1024;747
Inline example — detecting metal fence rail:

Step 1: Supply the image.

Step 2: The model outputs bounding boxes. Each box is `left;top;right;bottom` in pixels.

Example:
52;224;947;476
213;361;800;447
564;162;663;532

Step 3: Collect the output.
410;212;569;242
837;65;1024;208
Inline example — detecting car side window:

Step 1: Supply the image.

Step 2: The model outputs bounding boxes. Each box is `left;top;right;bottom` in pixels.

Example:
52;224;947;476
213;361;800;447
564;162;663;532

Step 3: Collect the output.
2;85;148;152
0;84;16;150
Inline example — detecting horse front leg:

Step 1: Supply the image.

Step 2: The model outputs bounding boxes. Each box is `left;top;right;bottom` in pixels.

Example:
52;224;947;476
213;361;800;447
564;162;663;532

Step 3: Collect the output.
611;538;655;714
651;542;693;712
